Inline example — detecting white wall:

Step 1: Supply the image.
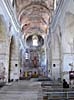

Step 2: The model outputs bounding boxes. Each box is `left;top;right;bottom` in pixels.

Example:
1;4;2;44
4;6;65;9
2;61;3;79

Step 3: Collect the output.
51;0;74;83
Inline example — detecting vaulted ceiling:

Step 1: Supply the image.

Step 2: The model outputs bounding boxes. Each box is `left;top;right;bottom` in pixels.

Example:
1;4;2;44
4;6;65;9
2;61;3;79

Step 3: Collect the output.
15;0;54;38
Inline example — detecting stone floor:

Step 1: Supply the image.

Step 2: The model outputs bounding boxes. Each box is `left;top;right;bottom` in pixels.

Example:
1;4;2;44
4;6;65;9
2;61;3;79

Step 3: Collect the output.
0;80;43;100
0;80;74;100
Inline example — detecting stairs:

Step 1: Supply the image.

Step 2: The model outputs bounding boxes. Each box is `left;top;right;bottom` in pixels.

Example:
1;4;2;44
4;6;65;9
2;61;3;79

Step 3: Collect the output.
41;81;74;100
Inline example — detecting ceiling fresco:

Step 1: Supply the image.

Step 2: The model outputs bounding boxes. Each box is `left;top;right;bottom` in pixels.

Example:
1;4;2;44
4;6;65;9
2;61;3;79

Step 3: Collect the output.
15;0;54;37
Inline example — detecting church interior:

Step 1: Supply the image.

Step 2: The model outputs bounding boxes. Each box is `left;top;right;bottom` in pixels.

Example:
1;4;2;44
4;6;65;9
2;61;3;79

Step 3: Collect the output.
0;0;74;100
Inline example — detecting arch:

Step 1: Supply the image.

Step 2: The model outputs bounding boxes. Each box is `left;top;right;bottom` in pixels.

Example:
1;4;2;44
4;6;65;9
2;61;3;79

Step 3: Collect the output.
9;35;20;81
24;32;45;42
51;26;62;80
26;34;44;48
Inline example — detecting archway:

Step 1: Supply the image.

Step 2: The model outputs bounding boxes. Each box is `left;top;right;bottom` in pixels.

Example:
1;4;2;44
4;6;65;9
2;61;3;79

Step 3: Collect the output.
9;36;20;81
51;26;62;80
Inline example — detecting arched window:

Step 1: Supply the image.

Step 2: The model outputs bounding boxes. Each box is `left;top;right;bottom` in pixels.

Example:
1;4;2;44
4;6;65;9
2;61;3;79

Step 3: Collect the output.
32;35;38;46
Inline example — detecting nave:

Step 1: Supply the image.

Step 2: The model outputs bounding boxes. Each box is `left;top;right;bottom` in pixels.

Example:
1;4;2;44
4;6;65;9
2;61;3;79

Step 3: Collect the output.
0;0;74;99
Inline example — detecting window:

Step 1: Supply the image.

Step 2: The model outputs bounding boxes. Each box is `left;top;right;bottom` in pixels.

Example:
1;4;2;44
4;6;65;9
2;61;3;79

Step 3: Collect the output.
32;35;38;46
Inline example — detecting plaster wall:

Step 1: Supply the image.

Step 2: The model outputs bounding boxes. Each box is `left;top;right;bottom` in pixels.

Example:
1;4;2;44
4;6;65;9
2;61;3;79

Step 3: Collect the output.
51;0;74;82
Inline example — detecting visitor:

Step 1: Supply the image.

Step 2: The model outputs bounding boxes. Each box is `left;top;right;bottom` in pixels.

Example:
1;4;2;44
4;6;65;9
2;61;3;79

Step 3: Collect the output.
63;79;69;88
